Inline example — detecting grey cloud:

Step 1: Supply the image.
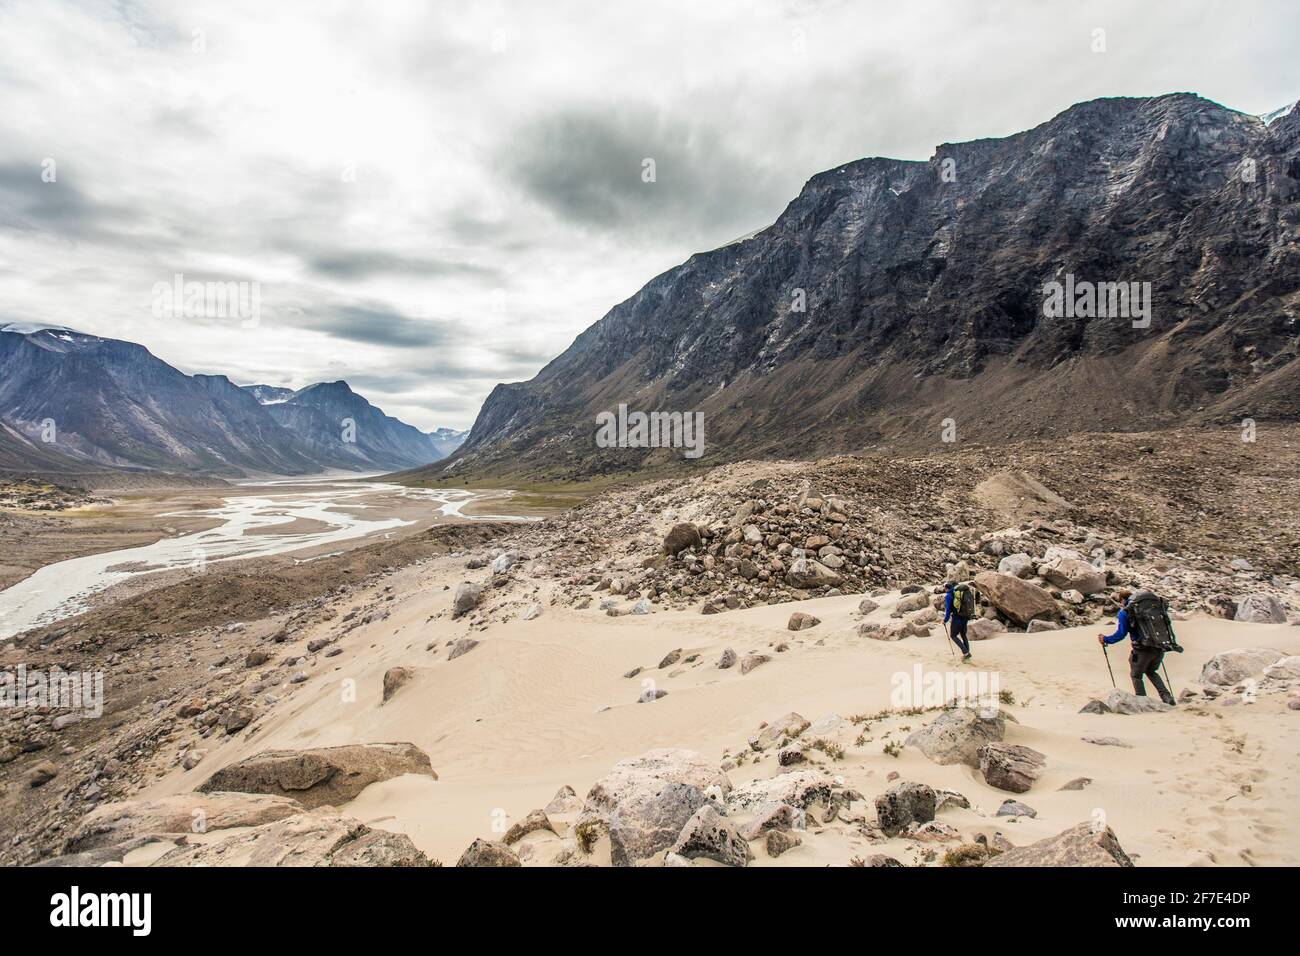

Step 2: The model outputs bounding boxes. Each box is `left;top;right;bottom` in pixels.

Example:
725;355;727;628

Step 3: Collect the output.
300;305;451;349
0;163;136;239
303;249;501;282
499;106;787;239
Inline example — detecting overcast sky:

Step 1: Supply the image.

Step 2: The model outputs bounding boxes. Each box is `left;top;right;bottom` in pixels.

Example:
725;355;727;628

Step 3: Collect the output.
0;0;1295;430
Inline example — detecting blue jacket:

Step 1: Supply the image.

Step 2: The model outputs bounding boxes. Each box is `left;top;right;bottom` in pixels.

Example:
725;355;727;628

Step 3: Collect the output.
943;588;958;624
1102;608;1132;645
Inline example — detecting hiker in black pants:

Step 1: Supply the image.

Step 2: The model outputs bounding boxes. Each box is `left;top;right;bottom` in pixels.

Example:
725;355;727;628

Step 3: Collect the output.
1098;591;1179;705
943;581;973;661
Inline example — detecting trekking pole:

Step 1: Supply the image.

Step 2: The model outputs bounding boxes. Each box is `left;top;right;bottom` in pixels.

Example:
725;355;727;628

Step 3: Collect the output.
944;621;957;662
1102;643;1116;689
1162;661;1176;699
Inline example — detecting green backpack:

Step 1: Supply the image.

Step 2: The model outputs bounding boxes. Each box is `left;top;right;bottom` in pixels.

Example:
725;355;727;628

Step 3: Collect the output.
952;584;976;619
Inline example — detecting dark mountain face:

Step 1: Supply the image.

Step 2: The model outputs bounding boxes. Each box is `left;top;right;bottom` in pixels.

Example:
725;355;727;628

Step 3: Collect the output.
259;381;456;473
0;328;321;476
431;94;1300;483
0;329;457;477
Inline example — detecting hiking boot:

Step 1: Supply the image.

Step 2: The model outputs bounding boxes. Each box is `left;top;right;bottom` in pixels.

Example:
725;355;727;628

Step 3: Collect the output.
1161;695;1176;707
962;653;972;662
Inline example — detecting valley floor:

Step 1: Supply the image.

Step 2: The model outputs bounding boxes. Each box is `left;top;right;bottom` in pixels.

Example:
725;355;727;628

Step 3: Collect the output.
2;426;1298;867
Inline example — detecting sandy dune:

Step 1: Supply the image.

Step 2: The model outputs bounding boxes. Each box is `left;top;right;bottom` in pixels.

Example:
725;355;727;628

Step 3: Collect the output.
143;560;1300;866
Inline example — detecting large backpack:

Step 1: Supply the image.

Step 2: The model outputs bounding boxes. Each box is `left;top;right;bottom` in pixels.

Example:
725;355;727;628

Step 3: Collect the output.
1127;590;1179;651
952;583;976;619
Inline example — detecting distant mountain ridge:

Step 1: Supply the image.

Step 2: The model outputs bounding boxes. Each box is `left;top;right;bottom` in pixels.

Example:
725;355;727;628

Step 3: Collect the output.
423;93;1300;483
0;325;464;478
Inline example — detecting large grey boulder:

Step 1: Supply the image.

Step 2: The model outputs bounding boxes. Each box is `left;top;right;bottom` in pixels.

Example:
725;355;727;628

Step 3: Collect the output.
662;523;702;556
978;743;1045;793
748;712;810;752
451;582;482;619
382;667;414;703
784;558;842;589
905;707;1007;768
152;812;431;867
973;572;1059;627
725;769;833;815
1199;647;1287;686
1039;556;1107;595
874;782;937;837
669;804;752;866
64;792;301;853
457;838;522;867
578;749;731;867
997;553;1035;578
196;742;436;809
984;822;1133;867
1234;594;1287;624
1104;690;1172;714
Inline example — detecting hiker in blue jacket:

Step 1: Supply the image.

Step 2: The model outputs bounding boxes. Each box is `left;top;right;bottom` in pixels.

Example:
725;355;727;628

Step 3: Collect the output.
1098;592;1176;705
943;581;972;661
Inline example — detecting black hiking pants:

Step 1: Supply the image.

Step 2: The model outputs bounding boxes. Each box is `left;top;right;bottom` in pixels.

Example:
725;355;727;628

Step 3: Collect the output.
1130;646;1171;701
949;617;970;655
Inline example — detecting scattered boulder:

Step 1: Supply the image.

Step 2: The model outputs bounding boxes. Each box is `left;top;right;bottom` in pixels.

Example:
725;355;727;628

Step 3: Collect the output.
748;712;810;751
996;799;1037;818
874;782;937;837
153;812;431;867
448;637;480;660
765;829;801;857
738;802;805;839
663;523;703;556
670;804;752;867
1264;656;1300;680
725;770;832;815
451;582;482;619
984;822;1133;867
997;553;1034;578
456;838;521;867
382;667;413;703
740;653;770;675
973;572;1059;627
787;612;820;631
906;707;1007;768
1200;647;1286;686
968;618;1006;641
785;558;841;590
1104;690;1171;715
895;591;930;614
1040;557;1107;595
503;809;556;845
717;647;737;669
65;792;301;853
1234;594;1287;624
197;742;436;809
544;785;583;815
578;749;731;867
978;743;1045;793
